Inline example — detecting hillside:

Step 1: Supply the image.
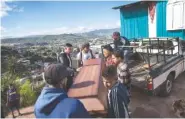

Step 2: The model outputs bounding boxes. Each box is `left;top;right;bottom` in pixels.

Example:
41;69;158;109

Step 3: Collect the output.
1;28;120;44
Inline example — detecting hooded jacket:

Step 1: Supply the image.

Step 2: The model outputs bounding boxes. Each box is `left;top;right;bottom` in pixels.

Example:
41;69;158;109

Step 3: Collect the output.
34;87;90;118
107;82;130;118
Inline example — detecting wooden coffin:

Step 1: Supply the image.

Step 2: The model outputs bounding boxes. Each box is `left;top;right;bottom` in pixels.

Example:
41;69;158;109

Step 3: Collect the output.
68;58;107;113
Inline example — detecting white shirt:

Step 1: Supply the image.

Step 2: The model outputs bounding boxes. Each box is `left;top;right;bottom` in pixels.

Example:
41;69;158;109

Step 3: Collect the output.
76;51;93;64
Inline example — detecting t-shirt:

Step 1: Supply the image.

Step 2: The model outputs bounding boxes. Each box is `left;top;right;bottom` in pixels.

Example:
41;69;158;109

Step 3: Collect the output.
76;51;94;64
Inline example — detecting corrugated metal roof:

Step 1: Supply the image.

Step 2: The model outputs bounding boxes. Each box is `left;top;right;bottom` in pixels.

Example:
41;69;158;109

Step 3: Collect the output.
112;0;145;9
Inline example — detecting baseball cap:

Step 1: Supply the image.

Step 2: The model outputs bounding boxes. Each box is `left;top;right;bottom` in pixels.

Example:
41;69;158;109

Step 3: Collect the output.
44;64;73;85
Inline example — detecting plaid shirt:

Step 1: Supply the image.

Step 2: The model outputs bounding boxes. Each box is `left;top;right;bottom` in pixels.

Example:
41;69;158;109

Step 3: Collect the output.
117;62;131;85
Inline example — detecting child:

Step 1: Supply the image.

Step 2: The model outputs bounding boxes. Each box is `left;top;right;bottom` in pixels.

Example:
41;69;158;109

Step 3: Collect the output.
112;50;131;96
6;84;22;118
102;65;130;118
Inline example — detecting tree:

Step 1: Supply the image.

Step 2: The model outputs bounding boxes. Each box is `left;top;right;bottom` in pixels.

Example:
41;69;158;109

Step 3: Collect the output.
1;56;31;116
29;55;43;64
44;57;56;62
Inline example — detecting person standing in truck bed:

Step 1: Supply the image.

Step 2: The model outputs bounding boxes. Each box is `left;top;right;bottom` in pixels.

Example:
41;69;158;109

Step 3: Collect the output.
112;31;131;63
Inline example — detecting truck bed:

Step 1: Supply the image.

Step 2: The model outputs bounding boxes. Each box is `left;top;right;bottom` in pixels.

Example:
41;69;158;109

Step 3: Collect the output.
128;52;180;89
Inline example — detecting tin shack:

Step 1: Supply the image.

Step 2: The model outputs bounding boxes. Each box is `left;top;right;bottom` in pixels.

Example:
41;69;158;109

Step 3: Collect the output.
113;0;185;40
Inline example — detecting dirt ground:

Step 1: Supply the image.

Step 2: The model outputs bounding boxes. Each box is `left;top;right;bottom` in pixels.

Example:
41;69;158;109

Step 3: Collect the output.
6;72;185;118
130;71;185;118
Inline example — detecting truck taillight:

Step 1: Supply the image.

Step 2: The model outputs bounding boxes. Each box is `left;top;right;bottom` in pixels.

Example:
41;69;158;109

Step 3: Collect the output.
145;75;153;90
147;81;153;90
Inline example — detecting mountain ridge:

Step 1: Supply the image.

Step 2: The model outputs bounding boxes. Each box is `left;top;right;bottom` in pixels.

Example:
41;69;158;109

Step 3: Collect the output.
1;28;120;44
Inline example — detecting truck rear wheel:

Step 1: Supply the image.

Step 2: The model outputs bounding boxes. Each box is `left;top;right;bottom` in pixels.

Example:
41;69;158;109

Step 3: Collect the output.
159;74;174;97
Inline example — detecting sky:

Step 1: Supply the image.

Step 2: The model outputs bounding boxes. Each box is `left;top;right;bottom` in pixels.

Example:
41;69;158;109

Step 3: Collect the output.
0;1;132;38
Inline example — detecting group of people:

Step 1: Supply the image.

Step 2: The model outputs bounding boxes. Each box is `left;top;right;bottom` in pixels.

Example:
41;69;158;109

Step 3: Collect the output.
34;31;132;118
35;31;131;118
6;31;132;118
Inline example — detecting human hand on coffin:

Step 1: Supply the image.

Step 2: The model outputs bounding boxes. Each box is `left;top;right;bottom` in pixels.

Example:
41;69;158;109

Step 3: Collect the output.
76;67;82;72
84;55;90;60
66;67;75;77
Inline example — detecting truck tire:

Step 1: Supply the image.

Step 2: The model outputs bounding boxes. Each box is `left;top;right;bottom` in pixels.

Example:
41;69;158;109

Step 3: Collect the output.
159;74;174;97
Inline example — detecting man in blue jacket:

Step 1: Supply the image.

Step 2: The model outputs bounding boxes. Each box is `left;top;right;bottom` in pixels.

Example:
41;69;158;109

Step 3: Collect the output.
34;64;90;118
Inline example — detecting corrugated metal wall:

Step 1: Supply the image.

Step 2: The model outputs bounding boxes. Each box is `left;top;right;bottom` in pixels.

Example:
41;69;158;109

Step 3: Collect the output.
120;4;149;39
156;1;185;40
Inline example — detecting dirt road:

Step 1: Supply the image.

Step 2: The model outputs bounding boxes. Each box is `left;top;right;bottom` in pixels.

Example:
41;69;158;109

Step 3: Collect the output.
6;72;185;118
130;71;185;118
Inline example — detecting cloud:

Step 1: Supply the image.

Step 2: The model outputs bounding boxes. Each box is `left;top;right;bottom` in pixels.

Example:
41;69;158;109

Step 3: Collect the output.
0;26;6;39
0;0;24;18
0;26;5;31
0;1;12;17
116;21;121;27
0;26;6;33
1;21;120;38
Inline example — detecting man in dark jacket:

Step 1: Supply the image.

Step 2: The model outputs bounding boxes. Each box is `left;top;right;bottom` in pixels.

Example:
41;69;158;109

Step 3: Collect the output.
112;32;131;63
34;64;90;118
58;43;73;68
58;43;74;91
102;65;130;118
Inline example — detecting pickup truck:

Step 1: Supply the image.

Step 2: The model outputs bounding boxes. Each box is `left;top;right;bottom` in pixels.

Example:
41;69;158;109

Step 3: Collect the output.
101;37;185;96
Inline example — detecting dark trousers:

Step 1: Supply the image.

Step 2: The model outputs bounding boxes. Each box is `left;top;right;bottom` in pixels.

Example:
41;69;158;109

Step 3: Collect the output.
8;100;20;111
1;106;5;118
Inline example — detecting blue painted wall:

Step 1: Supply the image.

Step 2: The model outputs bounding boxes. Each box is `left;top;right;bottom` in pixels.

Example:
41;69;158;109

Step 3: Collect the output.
119;1;185;40
120;4;148;39
156;1;185;40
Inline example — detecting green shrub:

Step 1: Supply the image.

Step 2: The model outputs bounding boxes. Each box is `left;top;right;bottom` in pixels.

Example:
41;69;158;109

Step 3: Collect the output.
34;82;46;96
19;80;37;107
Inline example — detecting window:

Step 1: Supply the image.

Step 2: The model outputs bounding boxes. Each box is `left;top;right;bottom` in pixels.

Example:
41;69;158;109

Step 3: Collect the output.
166;0;185;30
166;3;173;30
